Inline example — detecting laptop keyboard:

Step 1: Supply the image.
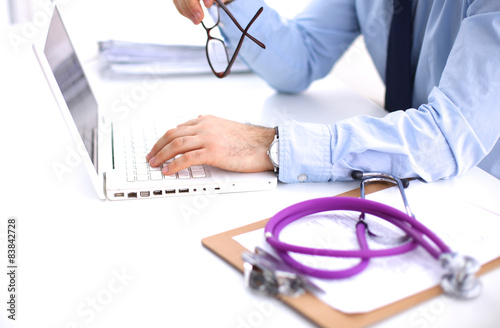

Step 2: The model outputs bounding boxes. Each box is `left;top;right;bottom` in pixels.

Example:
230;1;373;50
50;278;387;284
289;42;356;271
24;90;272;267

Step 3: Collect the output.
121;123;207;183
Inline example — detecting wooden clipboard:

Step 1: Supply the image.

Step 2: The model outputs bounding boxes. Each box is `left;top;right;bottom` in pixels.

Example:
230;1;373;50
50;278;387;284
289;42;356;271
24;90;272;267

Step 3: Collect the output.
202;184;500;328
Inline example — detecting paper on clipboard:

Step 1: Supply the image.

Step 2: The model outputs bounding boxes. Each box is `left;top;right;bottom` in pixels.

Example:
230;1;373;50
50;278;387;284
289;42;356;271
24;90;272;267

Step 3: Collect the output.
233;178;500;314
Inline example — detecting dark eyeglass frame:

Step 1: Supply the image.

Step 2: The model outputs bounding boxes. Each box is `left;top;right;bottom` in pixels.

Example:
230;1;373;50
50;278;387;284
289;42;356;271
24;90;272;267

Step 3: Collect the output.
201;0;266;78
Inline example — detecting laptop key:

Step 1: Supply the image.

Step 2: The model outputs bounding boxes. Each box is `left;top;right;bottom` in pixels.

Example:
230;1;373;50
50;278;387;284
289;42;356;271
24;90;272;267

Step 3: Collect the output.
163;173;177;179
191;165;206;178
136;174;149;181
135;163;148;170
191;171;207;178
178;169;191;179
150;171;163;180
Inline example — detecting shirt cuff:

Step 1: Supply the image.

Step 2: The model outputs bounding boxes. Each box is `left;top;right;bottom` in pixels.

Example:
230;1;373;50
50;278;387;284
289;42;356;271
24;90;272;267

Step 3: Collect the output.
279;121;332;183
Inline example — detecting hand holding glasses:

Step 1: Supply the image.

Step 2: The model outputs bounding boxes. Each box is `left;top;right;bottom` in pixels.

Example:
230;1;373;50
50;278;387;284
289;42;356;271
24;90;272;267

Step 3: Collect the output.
201;0;266;78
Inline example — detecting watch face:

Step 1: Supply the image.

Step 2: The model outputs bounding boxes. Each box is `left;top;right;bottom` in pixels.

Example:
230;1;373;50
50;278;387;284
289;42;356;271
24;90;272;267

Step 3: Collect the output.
269;139;279;166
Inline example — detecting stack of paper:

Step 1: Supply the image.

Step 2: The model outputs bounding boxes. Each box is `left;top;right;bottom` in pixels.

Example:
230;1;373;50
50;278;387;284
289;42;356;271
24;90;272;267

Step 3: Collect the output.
98;40;250;76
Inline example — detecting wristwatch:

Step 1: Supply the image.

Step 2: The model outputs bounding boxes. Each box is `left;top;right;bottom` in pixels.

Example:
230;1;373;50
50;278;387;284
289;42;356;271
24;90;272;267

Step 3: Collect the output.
267;127;279;177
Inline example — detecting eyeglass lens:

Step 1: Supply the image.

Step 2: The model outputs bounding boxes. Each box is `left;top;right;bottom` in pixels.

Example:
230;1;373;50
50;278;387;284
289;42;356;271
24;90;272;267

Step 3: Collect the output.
202;5;230;75
207;39;229;73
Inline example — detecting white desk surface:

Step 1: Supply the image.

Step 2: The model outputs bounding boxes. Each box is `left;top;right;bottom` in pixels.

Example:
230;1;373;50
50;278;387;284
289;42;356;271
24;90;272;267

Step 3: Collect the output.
1;1;500;328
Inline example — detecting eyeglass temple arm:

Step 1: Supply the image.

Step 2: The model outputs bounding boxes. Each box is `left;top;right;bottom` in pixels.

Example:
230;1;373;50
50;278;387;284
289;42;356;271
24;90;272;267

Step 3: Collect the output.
213;0;266;49
220;4;262;77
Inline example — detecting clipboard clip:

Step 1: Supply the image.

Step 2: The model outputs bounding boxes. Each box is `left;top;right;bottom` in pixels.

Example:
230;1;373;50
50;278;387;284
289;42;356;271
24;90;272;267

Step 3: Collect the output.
242;247;323;297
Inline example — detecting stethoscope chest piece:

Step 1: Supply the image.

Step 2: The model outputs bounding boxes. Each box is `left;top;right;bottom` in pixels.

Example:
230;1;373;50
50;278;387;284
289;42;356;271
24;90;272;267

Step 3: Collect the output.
440;252;482;299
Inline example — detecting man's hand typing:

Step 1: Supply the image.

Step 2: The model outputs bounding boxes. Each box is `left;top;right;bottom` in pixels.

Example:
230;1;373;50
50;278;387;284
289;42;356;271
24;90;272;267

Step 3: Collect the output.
146;115;275;175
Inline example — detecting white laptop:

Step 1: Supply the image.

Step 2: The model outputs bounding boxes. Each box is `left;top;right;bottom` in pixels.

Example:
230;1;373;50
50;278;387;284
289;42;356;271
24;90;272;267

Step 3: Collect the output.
33;6;277;200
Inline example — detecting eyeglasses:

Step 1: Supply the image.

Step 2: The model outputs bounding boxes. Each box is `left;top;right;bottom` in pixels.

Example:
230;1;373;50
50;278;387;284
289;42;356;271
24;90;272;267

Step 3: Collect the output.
201;0;266;78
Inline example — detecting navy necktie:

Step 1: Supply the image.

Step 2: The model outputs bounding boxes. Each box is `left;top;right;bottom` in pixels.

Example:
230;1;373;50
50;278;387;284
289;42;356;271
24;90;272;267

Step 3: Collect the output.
385;0;413;112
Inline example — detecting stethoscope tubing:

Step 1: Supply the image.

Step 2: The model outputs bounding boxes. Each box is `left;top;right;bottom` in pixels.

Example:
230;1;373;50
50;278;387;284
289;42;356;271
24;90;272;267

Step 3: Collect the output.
265;197;451;279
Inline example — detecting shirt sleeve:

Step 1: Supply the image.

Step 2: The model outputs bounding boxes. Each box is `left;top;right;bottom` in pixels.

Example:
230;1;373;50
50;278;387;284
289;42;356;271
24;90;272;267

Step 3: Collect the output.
279;1;500;183
278;108;458;183
431;2;500;177
220;0;500;183
218;0;360;93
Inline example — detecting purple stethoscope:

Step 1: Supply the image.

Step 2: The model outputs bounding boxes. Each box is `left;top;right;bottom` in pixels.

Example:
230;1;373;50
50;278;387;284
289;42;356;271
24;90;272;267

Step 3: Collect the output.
243;171;482;299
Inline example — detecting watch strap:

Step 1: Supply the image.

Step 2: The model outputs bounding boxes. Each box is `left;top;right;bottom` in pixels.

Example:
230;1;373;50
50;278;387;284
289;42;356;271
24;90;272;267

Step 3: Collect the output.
272;126;279;177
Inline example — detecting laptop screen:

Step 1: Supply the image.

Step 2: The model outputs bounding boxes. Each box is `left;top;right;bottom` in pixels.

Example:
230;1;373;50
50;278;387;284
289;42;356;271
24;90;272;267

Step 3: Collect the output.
44;8;98;172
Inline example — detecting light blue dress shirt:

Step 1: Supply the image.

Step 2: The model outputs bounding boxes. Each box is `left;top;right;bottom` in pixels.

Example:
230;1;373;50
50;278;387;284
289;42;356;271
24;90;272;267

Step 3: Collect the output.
217;0;500;183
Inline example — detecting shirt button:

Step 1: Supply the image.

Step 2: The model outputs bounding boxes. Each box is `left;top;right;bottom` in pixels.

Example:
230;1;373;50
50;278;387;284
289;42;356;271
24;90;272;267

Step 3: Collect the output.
298;174;308;182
